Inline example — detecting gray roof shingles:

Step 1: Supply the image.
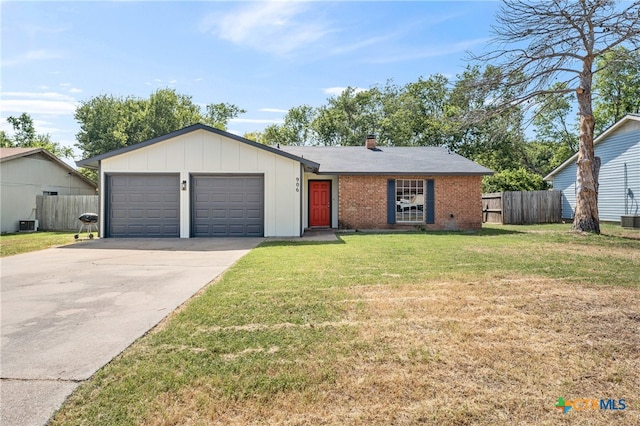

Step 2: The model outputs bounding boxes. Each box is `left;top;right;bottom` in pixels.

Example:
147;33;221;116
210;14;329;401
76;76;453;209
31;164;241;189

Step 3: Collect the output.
279;146;492;175
75;123;491;176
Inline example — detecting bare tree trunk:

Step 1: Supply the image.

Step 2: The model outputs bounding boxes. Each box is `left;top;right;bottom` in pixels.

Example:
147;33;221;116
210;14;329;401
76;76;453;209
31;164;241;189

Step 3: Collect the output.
573;82;600;233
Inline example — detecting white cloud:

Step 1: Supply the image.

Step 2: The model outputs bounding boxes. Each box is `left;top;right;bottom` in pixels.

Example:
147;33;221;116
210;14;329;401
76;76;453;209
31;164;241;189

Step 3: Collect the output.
2;49;64;67
330;34;396;56
69;88;83;94
3;92;77;102
200;1;332;56
260;108;288;113
32;119;65;135
147;78;177;86
366;38;490;64
0;92;78;115
322;87;367;96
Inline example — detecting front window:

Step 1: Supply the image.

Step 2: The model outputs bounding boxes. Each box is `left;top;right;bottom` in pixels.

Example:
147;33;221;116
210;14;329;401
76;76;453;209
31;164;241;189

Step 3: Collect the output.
396;179;424;222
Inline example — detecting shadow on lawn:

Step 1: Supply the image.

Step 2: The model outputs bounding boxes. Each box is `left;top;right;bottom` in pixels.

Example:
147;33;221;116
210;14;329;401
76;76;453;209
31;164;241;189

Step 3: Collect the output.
261;237;346;247
351;227;525;237
263;227;524;247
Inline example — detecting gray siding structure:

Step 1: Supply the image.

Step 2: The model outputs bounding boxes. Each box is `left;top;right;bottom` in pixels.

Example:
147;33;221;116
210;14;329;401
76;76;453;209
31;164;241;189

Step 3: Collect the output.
545;114;640;222
1;148;97;233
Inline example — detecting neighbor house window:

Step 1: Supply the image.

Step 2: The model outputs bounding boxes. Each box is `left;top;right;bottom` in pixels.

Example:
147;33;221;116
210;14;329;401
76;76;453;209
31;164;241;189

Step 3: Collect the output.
395;179;425;222
43;191;58;195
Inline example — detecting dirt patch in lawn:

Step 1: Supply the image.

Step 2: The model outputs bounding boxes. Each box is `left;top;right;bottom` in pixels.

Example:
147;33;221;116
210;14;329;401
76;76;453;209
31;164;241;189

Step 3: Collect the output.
144;278;639;425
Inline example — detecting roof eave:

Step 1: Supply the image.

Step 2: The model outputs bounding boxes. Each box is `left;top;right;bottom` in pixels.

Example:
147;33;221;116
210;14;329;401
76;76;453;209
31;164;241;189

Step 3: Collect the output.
0;147;42;162
545;114;640;180
76;123;319;170
315;170;493;176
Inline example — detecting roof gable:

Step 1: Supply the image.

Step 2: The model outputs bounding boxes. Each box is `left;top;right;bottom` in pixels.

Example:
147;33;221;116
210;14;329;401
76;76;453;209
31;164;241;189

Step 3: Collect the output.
0;147;42;161
1;147;97;188
544;114;640;180
76;124;320;171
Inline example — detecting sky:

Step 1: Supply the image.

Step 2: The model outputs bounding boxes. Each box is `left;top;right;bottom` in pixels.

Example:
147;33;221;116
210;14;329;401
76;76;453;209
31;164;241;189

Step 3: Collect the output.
1;1;500;162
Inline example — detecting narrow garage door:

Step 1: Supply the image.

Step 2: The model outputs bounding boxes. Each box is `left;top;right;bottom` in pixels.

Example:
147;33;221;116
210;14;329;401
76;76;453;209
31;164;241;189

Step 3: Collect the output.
108;174;180;237
192;175;264;237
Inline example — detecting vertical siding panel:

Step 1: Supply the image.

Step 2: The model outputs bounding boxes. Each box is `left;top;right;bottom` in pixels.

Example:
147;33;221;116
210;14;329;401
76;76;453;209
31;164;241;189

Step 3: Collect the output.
551;119;640;222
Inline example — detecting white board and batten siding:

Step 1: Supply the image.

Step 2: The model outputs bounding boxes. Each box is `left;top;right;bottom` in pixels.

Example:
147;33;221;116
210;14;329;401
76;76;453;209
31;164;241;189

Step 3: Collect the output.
552;118;640;222
100;129;302;237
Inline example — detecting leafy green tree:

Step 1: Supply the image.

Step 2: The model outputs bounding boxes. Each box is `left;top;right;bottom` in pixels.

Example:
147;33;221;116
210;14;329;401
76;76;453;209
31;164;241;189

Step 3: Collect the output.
243;131;264;143
532;82;579;154
0;130;11;147
312;87;384;146
594;46;640;134
145;89;203;136
75;94;143;158
311;104;343;146
523;141;573;177
449;65;527;172
75;88;245;158
262;105;317;146
482;167;547;193
379;76;454;147
204;103;246;130
1;113;73;158
470;0;640;233
262;124;289;146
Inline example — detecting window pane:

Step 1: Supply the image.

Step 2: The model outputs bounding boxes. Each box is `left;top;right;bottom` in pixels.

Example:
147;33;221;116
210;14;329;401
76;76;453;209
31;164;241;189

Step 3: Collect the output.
395;179;425;223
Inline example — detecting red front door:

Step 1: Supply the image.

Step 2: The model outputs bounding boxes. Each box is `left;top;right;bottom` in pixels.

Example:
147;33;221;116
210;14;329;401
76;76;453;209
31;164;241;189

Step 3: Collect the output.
309;181;331;227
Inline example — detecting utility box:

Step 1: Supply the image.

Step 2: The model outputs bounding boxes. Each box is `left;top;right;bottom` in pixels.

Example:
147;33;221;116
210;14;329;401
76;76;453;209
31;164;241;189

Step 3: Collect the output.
19;220;38;232
620;215;640;229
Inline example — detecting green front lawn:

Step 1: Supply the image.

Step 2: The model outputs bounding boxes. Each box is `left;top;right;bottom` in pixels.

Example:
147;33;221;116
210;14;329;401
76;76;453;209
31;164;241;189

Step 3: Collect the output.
0;231;79;257
51;224;640;425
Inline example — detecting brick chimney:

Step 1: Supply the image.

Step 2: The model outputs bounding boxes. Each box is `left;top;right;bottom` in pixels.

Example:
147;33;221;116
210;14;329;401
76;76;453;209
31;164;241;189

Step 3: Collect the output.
365;134;377;150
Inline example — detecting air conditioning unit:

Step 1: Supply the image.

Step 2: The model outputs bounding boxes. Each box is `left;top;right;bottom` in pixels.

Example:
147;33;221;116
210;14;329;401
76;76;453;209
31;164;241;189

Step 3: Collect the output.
620;215;640;229
19;220;38;232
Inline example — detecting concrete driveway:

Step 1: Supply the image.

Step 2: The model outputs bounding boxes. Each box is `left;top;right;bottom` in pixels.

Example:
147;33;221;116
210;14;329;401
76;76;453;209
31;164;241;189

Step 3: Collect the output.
0;238;262;426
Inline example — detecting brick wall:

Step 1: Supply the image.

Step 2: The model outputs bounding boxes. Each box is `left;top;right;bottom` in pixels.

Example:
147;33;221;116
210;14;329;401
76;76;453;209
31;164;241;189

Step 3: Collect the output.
337;175;483;230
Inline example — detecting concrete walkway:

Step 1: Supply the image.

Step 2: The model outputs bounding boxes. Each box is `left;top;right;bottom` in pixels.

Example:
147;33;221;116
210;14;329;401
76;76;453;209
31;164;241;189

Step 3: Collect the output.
0;238;262;426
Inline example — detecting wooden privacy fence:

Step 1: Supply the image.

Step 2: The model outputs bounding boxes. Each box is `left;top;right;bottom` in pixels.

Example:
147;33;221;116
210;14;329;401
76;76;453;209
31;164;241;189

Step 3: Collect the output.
482;190;562;225
36;195;99;231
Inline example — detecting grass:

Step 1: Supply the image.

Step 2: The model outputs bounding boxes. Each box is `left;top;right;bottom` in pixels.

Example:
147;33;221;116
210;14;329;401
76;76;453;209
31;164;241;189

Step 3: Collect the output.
51;223;640;425
0;231;79;257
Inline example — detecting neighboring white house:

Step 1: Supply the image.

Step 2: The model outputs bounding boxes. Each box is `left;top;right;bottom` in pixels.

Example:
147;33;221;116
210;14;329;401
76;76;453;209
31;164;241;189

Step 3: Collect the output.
0;148;97;233
544;114;640;222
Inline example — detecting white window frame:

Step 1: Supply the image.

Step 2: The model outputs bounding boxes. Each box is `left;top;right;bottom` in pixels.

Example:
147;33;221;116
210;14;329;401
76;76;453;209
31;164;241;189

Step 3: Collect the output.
395;179;425;223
